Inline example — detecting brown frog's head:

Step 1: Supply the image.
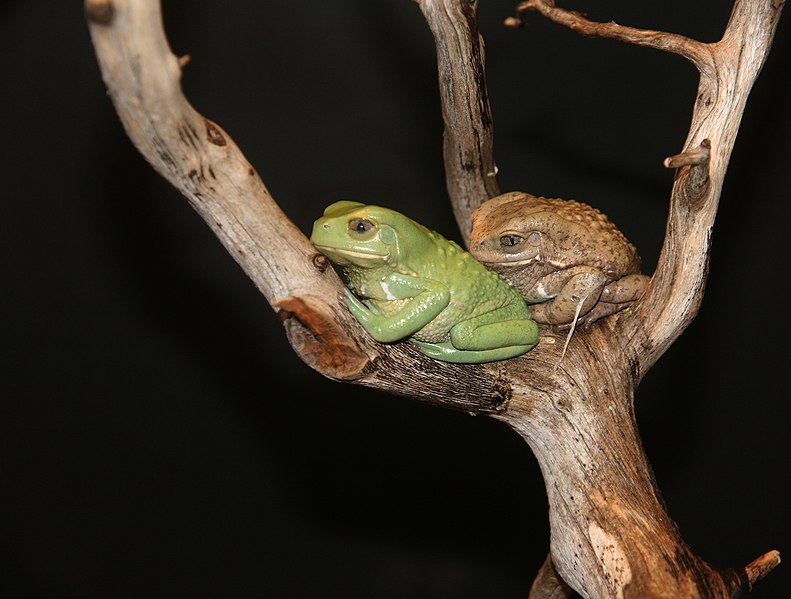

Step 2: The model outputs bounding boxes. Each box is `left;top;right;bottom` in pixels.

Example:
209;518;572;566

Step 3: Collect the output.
469;191;563;268
470;191;639;274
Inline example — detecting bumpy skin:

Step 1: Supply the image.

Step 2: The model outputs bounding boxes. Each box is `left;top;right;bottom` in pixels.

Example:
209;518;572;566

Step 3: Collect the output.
311;201;539;363
469;191;649;327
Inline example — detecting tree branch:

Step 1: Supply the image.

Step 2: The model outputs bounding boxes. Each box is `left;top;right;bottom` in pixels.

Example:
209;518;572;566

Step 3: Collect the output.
502;1;783;596
417;0;500;244
509;0;713;71
84;0;515;412
632;0;784;373
514;0;785;377
744;550;782;590
84;1;316;306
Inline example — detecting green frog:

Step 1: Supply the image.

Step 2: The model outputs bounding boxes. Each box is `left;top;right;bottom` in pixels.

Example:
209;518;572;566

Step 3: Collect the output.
311;201;539;363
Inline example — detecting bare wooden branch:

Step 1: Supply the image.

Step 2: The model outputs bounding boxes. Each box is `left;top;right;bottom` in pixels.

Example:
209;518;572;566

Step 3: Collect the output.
416;0;500;244
628;0;784;373
84;0;517;412
85;0;317;306
510;0;713;71
744;550;782;589
86;0;784;597
513;0;785;376
495;348;746;598
501;1;783;596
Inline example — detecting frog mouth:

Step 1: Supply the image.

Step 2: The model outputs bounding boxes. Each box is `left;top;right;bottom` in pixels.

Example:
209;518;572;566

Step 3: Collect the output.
314;245;389;261
485;256;539;267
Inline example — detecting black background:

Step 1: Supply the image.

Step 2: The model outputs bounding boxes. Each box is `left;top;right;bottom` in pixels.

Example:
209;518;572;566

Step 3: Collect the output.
2;1;789;597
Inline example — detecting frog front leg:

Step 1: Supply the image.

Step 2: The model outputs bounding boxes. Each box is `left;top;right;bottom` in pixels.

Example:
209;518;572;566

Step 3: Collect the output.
526;266;608;325
343;273;450;343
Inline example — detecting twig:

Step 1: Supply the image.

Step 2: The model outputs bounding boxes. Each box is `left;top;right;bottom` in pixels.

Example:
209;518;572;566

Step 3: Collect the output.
664;140;711;169
744;549;782;589
511;0;713;72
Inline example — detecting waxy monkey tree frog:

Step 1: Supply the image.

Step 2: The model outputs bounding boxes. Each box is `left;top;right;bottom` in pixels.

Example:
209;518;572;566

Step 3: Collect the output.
469;192;649;328
311;201;539;363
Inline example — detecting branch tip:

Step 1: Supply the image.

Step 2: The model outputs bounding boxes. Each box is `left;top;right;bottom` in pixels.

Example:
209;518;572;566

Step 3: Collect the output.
744;549;781;587
85;0;115;25
504;16;522;29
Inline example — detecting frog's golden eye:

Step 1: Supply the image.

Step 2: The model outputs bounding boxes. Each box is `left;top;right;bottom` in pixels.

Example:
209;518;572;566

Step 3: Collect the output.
499;233;524;248
348;218;375;236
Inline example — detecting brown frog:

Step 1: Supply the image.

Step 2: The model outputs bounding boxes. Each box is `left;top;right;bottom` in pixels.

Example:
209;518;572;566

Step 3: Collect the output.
469;191;649;328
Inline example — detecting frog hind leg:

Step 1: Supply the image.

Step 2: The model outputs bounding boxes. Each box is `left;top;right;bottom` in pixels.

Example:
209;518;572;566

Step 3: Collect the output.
410;339;535;364
412;316;537;363
554;274;650;330
528;267;607;325
450;316;539;352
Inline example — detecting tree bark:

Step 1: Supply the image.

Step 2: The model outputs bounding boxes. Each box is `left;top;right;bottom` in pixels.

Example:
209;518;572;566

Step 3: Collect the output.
417;0;501;244
85;0;783;596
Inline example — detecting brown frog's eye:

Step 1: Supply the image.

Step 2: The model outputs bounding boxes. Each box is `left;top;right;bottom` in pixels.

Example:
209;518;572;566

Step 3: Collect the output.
499;233;524;248
348;218;375;236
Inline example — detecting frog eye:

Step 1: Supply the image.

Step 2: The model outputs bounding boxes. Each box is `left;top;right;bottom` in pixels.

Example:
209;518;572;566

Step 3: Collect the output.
348;218;375;236
499;233;524;248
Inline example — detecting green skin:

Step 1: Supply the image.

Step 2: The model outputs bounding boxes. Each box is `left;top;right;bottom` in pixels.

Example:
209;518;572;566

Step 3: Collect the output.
310;201;539;363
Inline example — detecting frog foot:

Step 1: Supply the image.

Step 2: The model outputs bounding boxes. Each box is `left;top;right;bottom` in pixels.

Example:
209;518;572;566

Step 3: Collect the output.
409;339;533;364
552;300;633;332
